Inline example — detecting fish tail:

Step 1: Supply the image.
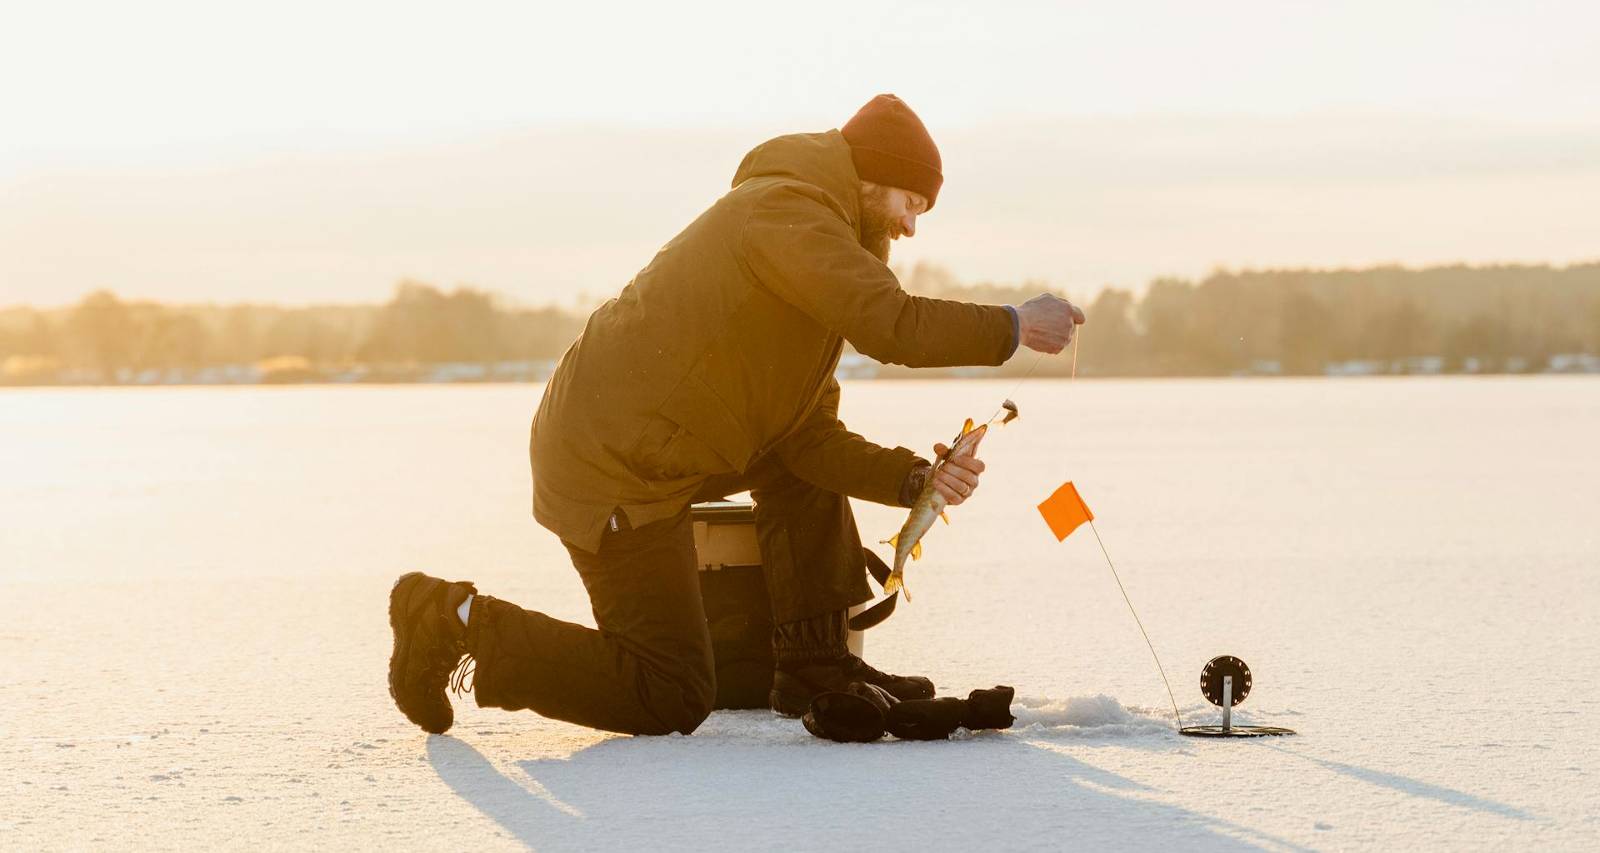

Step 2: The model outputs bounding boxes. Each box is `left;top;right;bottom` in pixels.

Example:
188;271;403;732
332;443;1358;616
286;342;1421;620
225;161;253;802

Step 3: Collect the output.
883;570;911;602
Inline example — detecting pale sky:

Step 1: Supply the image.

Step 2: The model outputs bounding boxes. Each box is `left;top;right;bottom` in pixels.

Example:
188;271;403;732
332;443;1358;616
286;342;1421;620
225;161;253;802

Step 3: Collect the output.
3;1;1598;307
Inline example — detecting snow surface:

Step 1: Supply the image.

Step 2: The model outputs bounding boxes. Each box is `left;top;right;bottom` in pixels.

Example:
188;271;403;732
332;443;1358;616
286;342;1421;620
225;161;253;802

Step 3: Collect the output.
3;379;1597;850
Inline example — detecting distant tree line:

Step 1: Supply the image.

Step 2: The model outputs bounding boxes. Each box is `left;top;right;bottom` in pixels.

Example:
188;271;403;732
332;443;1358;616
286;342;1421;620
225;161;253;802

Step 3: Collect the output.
2;262;1598;384
896;261;1600;377
0;281;587;383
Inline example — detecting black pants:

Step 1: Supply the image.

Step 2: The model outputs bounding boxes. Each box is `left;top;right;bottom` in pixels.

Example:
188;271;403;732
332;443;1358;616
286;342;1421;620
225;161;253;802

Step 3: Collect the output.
466;454;874;735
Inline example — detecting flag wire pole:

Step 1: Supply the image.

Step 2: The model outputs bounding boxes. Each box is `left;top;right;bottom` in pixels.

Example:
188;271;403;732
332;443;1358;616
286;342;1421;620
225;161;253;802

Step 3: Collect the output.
1085;519;1185;729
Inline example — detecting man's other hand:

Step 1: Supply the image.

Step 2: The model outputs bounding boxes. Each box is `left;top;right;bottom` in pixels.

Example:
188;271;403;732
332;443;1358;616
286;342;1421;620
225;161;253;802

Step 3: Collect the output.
930;442;984;506
1015;293;1086;354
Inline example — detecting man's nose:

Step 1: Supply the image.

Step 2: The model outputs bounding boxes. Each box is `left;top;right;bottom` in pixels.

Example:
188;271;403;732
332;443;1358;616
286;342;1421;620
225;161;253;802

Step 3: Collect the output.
899;213;917;238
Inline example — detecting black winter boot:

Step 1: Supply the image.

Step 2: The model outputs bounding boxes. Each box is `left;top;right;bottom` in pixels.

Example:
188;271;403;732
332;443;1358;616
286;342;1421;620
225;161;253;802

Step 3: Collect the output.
841;655;936;703
800;682;897;743
961;686;1017;730
387;571;477;734
885;698;969;740
882;685;1018;741
770;609;935;717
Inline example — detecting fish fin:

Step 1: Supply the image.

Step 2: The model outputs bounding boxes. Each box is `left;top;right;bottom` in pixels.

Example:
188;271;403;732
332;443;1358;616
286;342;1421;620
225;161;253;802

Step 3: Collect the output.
911;541;922;561
959;417;974;435
882;571;901;596
940;511;950;525
882;534;898;548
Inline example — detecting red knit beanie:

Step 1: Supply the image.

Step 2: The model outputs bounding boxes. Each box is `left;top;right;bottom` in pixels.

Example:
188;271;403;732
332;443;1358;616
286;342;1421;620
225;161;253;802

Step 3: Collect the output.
841;94;943;210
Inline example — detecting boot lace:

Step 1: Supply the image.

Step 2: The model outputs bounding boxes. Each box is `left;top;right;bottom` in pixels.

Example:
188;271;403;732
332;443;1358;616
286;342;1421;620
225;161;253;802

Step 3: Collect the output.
449;654;477;698
844;654;894;684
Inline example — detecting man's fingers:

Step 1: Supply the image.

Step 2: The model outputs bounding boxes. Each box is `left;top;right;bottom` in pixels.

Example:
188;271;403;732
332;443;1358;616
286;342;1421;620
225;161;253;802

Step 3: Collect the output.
934;442;983;465
940;453;984;477
941;452;983;470
934;466;979;495
932;478;966;505
1017;293;1084;354
938;469;978;491
930;442;984;502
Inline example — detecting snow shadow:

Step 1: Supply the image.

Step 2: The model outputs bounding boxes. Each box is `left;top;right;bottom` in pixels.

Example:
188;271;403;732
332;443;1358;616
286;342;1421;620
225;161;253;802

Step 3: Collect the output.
1270;748;1535;821
428;713;1310;852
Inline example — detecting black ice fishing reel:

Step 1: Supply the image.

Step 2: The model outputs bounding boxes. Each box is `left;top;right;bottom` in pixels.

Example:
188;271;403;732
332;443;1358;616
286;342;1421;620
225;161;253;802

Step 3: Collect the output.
1178;655;1296;738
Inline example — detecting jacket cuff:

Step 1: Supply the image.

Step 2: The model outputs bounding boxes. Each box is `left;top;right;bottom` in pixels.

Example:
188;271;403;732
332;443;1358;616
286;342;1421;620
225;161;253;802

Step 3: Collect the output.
898;460;933;507
1003;305;1021;360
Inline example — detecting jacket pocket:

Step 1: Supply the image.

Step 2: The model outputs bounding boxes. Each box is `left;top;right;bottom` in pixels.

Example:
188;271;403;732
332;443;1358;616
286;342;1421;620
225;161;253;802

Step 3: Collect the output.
656;371;755;473
631;415;735;481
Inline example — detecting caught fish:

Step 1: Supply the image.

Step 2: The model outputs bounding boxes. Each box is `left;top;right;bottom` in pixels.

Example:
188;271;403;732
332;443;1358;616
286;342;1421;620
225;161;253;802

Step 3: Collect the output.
880;418;989;602
879;401;1021;601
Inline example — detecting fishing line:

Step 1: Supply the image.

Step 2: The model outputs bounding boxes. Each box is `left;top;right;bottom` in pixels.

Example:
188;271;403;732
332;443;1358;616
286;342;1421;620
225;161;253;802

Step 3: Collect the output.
986;350;1046;425
934;343;1048;467
1070;323;1080;380
983;315;1081;424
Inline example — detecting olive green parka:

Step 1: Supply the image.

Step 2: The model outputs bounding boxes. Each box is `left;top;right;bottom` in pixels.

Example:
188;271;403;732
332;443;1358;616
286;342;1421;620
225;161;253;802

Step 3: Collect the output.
531;130;1018;553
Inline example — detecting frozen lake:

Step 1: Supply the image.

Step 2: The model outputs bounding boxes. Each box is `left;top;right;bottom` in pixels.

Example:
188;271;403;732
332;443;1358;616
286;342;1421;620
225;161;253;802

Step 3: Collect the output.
3;378;1597;850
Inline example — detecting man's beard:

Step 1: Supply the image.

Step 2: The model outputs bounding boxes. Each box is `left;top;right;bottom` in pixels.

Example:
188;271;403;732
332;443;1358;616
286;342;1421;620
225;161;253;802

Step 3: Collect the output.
858;186;895;263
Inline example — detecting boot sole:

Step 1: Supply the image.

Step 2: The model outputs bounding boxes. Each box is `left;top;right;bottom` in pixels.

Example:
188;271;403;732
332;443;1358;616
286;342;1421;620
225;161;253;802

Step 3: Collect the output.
387;571;419;704
387;572;419;712
387;571;453;734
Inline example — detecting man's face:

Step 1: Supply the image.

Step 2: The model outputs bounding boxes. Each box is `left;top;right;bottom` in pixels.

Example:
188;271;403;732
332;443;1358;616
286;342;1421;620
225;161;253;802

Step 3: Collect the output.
859;182;928;263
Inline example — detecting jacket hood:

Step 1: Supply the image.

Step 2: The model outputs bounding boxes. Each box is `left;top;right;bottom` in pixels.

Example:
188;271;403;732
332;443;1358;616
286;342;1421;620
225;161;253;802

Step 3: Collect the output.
731;130;861;227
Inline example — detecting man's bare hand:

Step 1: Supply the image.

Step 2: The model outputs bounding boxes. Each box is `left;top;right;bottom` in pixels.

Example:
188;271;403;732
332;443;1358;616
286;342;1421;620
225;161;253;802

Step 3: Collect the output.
1015;293;1086;354
930;442;984;506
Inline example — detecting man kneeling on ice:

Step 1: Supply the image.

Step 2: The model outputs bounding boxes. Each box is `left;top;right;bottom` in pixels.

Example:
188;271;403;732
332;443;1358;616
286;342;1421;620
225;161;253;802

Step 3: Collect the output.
388;94;1084;736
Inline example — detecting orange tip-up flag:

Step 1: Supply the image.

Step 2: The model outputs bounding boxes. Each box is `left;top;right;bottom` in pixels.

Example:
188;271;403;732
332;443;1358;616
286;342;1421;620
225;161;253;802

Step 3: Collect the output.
1037;481;1094;541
